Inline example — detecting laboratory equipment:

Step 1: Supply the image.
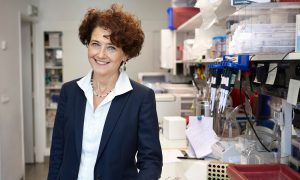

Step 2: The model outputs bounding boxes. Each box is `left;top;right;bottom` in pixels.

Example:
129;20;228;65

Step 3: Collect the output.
211;140;241;163
221;105;243;138
240;140;258;164
196;100;211;117
208;64;223;112
207;161;230;180
163;116;186;140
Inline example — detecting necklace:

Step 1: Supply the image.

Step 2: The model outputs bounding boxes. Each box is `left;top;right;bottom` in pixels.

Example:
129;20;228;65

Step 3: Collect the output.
91;73;113;98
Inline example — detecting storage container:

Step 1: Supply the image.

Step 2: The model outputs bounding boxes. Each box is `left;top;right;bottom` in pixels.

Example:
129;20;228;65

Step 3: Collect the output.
212;36;226;58
167;7;200;30
227;164;300;180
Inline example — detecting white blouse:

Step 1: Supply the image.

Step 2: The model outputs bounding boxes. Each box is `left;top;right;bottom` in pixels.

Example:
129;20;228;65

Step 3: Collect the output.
76;70;132;180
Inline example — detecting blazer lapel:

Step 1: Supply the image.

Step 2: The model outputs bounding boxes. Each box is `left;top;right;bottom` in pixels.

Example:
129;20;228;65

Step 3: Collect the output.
97;92;131;160
74;87;87;159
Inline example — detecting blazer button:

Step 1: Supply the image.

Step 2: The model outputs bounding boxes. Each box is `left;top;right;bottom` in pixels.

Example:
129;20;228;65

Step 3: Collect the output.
96;177;101;180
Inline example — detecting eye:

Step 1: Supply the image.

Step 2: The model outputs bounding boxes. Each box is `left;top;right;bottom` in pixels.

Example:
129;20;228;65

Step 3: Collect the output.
107;46;116;52
91;42;100;48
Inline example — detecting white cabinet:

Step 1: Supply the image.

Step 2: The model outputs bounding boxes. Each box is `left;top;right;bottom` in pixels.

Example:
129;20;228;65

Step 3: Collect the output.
44;31;63;156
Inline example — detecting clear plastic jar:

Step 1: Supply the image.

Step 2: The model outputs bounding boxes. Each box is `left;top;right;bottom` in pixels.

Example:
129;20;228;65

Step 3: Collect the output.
212;36;227;58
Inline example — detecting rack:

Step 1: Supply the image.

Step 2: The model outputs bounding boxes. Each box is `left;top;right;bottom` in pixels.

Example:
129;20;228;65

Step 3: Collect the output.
44;31;63;156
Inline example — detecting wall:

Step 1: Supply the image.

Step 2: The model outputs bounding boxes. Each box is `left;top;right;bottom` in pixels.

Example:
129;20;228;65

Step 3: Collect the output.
34;0;170;161
0;0;39;179
38;0;170;81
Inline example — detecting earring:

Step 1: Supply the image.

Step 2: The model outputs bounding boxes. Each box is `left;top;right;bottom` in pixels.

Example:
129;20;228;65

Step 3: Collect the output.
123;61;127;71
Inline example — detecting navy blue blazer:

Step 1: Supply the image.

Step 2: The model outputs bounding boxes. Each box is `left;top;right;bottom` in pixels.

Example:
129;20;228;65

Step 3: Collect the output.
47;78;163;180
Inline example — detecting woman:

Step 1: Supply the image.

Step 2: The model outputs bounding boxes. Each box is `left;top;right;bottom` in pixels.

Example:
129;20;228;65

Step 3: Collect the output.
48;4;162;180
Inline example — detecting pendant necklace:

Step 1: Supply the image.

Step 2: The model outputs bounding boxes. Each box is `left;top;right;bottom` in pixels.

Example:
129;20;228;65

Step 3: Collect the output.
91;73;113;98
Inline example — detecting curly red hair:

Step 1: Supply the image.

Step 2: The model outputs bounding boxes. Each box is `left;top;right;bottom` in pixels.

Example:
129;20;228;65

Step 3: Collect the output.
79;4;144;60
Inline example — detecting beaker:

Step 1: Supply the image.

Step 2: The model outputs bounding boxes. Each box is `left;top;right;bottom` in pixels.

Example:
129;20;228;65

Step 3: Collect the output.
221;106;241;138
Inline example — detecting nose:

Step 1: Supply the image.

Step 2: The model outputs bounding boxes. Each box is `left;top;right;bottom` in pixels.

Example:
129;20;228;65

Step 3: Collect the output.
96;47;106;58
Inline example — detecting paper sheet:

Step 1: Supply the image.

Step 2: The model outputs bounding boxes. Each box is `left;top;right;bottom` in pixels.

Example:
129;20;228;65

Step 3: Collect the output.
186;139;197;158
265;63;277;85
287;79;300;106
185;116;219;158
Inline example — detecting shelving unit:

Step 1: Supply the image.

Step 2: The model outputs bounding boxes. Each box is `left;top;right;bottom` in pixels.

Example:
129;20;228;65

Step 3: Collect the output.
45;66;63;69
252;52;300;61
177;0;235;32
44;31;63;156
168;1;232;75
164;1;300;74
177;13;202;32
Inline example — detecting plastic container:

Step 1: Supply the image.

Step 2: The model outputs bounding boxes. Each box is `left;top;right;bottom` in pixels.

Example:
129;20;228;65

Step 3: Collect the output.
227;164;300;180
167;7;200;30
212;36;226;58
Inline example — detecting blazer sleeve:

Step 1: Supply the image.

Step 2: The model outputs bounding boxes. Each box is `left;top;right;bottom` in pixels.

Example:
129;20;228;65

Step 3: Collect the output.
136;89;163;180
48;84;67;180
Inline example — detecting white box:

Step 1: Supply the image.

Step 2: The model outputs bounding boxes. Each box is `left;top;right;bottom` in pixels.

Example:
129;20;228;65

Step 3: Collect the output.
163;116;186;140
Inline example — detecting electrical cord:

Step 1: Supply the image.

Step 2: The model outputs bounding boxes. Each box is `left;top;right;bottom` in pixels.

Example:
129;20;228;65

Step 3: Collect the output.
239;73;271;152
240;51;294;152
267;50;294;74
248;55;256;92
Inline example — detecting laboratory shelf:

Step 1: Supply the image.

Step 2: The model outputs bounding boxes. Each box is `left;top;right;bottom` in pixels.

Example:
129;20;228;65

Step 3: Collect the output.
177;1;299;33
46;106;57;110
45;66;63;69
45;86;61;90
241;1;300;10
252;53;300;61
177;12;202;32
177;0;235;32
44;46;62;49
178;59;219;64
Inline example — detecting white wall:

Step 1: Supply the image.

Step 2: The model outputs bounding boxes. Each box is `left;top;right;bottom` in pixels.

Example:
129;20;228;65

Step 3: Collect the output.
0;0;39;179
38;0;170;81
34;0;171;161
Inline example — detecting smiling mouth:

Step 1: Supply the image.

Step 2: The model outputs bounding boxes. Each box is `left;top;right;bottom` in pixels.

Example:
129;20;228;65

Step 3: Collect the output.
95;59;110;65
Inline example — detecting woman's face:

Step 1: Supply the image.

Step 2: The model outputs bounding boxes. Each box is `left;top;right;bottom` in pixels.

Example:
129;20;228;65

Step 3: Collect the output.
88;26;126;77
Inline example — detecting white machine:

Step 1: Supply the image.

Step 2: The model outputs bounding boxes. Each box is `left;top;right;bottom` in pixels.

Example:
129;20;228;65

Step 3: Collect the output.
155;93;180;125
211;140;241;163
138;72;196;126
163;116;186;140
